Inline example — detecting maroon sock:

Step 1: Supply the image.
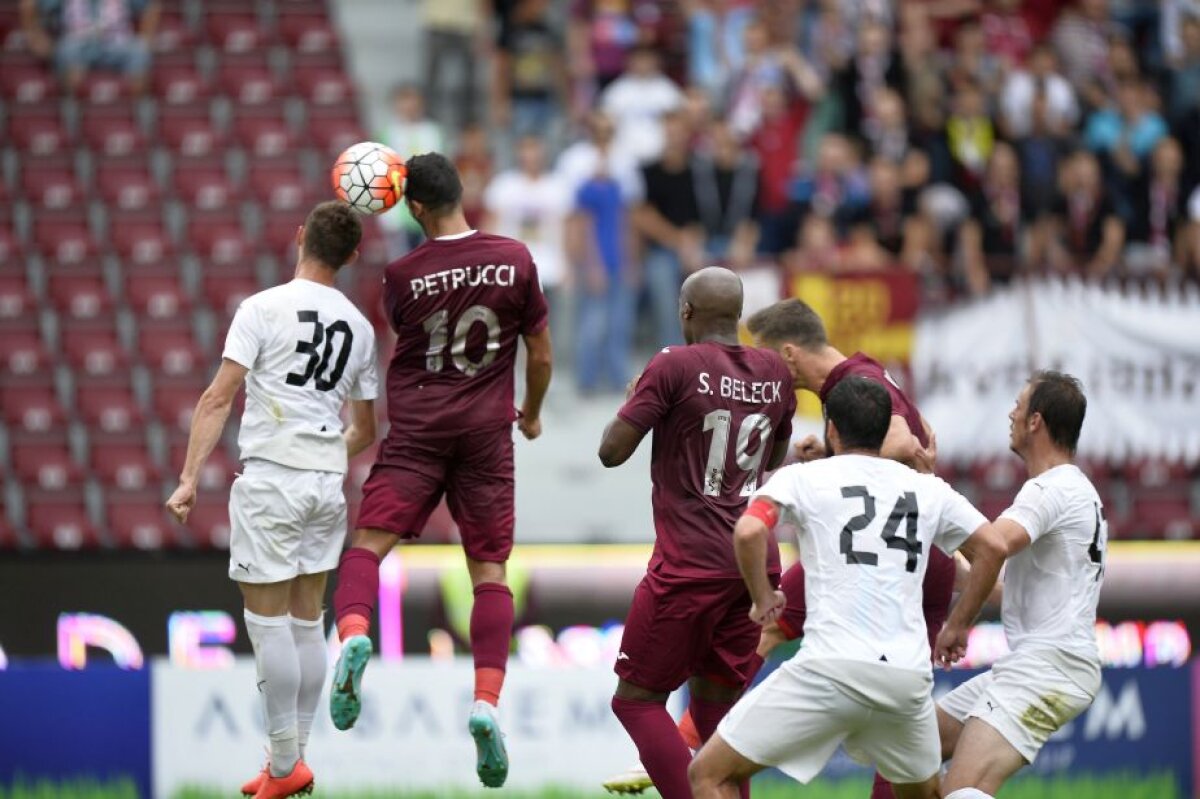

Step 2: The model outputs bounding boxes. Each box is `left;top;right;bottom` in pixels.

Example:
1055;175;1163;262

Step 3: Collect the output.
333;548;381;624
690;695;735;744
691;695;751;798
871;771;895;799
611;696;694;799
470;583;514;671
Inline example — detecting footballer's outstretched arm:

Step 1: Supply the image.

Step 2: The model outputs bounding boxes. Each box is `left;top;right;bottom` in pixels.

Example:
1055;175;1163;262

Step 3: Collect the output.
519;326;553;440
597;417;645;468
935;523;1007;668
166;358;248;522
344;399;376;458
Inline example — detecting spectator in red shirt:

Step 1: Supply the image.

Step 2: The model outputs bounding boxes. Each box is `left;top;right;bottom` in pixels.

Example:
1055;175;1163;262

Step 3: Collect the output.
455;123;494;230
749;84;807;254
981;0;1034;70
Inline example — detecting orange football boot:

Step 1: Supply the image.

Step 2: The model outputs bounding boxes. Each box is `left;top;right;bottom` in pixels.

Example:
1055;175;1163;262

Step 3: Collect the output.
253;761;314;799
240;762;268;796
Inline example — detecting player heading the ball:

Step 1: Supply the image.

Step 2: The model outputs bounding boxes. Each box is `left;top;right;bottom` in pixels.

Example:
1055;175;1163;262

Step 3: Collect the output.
166;201;379;799
329;152;553;790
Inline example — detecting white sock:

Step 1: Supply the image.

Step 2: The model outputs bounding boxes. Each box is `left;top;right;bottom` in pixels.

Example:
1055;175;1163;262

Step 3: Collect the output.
244;610;301;777
946;790;994;799
290;613;327;760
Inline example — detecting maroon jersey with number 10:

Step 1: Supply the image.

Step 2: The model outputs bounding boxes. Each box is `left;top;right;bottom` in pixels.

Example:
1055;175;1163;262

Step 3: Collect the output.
618;342;797;580
381;231;549;439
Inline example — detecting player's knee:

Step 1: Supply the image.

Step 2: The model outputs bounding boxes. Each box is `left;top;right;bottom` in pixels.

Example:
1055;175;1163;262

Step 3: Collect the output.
466;557;506;587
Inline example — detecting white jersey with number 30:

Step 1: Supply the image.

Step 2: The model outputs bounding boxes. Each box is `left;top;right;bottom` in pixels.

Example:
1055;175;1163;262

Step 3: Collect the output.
756;455;988;671
223;279;378;475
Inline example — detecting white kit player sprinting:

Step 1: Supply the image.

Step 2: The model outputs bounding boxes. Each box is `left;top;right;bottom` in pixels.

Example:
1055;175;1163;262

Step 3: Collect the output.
688;377;1008;799
166;201;378;799
938;371;1106;799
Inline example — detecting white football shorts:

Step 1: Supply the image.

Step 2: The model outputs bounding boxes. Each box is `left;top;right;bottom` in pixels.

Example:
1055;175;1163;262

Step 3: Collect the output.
938;648;1097;763
228;458;347;583
717;657;941;786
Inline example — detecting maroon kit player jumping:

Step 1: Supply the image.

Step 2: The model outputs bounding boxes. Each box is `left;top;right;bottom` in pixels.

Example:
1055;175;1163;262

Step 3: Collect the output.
598;267;797;799
327;153;553;789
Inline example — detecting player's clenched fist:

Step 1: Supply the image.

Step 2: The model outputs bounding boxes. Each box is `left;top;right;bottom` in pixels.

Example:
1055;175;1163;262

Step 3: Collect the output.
933;622;969;671
793;434;825;462
749;590;787;626
165;481;197;523
517;415;542;441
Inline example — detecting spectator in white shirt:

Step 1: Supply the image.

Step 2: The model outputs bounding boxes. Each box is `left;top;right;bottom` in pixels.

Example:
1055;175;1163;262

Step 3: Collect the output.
484;135;573;342
1000;44;1080;140
600;45;685;165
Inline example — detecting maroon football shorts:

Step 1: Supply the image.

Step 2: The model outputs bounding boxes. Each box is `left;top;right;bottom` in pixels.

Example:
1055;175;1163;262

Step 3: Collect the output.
775;547;958;650
356;426;515;563
615;569;777;693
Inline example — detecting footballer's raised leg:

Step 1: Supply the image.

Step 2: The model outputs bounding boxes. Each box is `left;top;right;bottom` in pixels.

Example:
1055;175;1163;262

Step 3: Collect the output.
330;529;395;730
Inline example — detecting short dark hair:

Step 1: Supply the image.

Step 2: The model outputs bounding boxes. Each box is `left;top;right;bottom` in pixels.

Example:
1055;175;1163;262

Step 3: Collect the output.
826;377;892;452
1027;370;1087;454
404;152;463;214
746;299;829;350
302;200;362;269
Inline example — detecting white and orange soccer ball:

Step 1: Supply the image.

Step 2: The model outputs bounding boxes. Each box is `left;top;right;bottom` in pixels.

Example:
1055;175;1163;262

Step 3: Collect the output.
331;141;406;214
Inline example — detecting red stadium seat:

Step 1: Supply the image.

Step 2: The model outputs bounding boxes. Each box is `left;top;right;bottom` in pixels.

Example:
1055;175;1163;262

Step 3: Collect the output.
46;266;113;319
0;322;49;377
106;492;179;549
0;64;57;104
61;321;128;377
1129;487;1194;539
8;108;69;155
159;105;225;158
262;210;303;259
90;434;161;490
293;67;354;106
217;55;285;105
0;515;18;550
969;457;1024;493
26;490;99;550
0;272;33;320
186;495;232;549
167;433;239;490
124;268;190;319
0;226;23;271
0;378;66;432
151;11;196;54
199;263;260;317
75;377;143;433
10;433;83;490
79;105;145;158
246;161;314;212
77;72;127;105
279;12;337;54
152;63;213;105
152;376;207;433
1125;458;1192;489
109;215;174;265
31;209;97;264
307;108;366;156
231;111;297;158
19;160;84;209
204;12;269;53
187;212;253;264
94;161;161;211
176;166;237;211
136;320;205;376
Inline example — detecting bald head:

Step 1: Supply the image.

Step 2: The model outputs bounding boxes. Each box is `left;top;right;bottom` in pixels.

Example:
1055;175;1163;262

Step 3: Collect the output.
680;266;743;344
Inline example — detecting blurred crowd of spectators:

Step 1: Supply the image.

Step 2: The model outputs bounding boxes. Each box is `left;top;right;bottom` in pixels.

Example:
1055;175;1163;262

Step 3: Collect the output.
392;0;1200;389
23;0;1200;393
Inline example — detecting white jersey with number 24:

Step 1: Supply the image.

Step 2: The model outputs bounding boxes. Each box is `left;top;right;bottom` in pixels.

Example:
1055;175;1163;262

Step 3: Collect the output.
223;278;378;475
756;454;988;672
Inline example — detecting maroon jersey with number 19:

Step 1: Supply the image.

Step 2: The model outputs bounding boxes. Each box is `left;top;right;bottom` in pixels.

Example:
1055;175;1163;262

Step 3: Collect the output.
382;231;548;438
617;342;797;579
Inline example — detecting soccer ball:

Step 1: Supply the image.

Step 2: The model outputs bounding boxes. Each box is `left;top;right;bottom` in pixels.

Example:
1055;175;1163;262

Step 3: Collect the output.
331;141;406;214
